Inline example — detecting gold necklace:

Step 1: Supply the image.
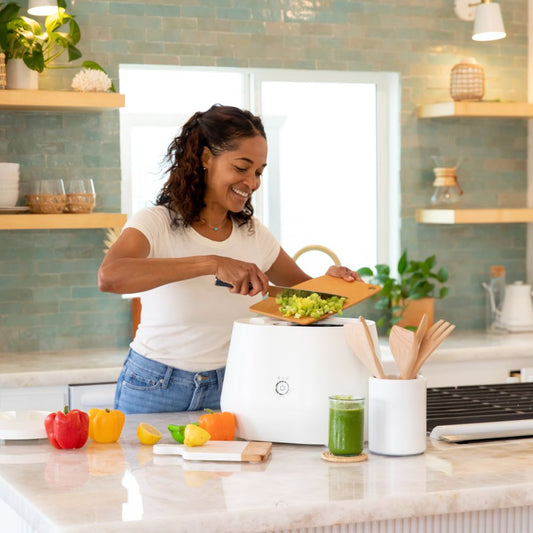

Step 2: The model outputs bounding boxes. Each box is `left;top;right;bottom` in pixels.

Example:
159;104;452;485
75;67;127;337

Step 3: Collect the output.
200;216;229;232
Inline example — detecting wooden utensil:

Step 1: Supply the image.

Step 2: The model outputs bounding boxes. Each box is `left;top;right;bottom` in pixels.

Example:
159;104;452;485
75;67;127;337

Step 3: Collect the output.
343;323;385;378
153;441;272;463
410;320;456;377
358;316;386;378
389;325;416;379
249;276;381;325
413;318;444;372
405;313;428;378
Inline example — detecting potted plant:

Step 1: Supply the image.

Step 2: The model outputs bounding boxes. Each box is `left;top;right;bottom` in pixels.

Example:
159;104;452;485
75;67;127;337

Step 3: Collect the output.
0;1;111;89
357;250;449;333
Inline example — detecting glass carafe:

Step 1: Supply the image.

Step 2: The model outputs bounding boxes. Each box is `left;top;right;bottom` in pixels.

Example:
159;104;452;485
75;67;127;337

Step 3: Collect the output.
430;156;463;206
481;265;507;334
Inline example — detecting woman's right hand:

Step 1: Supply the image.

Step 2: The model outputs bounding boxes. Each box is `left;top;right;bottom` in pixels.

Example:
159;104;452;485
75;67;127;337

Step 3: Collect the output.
214;257;270;296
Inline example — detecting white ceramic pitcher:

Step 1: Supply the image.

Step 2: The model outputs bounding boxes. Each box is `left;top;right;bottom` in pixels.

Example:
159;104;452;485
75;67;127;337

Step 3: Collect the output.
500;281;533;328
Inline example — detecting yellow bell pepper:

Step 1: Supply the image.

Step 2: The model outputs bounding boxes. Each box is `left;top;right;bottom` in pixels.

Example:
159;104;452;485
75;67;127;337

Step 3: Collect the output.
88;408;125;443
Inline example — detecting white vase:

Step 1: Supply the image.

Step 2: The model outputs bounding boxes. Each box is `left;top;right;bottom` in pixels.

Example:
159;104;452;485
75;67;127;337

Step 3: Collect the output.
6;59;38;89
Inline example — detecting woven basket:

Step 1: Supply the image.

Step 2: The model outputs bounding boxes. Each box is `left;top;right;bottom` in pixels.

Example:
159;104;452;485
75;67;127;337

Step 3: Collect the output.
66;193;96;213
450;58;485;101
25;193;67;214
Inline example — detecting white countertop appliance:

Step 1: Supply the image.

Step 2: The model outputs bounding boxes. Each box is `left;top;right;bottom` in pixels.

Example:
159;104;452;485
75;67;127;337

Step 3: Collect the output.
220;316;375;445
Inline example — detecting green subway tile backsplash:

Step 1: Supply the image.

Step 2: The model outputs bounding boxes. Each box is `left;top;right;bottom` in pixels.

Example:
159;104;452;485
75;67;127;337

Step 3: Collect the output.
0;0;528;352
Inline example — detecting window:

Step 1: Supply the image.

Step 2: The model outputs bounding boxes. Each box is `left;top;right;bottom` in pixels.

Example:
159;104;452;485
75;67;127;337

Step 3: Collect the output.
119;65;400;272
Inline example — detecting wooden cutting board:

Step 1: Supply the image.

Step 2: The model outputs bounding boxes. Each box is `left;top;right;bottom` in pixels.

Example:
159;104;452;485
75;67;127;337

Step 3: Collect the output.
153;441;272;463
249;275;382;325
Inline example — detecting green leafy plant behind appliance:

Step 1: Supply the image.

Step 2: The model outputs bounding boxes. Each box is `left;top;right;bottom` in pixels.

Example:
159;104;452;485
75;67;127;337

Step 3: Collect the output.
357;250;449;333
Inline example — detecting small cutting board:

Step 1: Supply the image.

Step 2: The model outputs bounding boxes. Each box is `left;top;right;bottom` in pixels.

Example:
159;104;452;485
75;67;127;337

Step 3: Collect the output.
249;276;381;325
153;441;272;463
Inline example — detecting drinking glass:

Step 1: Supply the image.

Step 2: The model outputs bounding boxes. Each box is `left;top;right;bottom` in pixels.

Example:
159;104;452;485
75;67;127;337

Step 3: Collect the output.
65;179;96;213
39;179;66;195
328;395;365;456
65;179;95;195
25;179;66;213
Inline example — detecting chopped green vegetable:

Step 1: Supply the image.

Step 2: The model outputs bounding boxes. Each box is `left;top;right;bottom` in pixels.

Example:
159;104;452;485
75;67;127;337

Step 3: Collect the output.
276;292;346;319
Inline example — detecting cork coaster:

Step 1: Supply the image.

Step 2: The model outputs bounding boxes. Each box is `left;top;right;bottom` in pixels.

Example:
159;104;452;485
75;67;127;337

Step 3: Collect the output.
321;450;368;463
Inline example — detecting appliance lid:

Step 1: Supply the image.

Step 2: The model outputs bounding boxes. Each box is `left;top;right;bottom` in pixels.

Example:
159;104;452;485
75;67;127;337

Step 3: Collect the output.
427;382;533;443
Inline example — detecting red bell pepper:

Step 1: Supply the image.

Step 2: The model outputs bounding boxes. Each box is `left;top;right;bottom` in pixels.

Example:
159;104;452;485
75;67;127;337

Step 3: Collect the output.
44;406;89;450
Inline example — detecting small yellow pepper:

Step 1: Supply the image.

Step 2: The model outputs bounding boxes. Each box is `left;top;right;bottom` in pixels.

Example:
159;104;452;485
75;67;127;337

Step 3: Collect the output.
88;408;125;443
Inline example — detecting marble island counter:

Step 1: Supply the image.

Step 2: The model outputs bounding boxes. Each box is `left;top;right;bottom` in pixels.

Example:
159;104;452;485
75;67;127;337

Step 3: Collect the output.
2;411;533;533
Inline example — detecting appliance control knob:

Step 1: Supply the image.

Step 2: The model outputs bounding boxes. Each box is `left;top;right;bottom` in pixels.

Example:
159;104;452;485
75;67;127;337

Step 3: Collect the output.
274;380;289;395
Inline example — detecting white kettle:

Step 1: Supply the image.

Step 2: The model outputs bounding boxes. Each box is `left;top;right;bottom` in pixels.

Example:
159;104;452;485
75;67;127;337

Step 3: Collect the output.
500;281;533;331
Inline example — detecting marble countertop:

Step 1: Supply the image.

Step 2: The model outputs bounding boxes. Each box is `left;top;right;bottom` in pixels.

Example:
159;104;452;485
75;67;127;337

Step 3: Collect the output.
2;411;533;532
2;330;533;390
0;349;125;388
398;330;533;362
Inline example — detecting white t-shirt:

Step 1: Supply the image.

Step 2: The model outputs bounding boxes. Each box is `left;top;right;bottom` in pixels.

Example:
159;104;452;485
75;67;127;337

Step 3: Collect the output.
125;206;280;372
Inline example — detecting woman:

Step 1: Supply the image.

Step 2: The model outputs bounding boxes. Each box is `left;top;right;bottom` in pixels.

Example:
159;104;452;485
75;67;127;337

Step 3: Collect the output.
98;104;361;414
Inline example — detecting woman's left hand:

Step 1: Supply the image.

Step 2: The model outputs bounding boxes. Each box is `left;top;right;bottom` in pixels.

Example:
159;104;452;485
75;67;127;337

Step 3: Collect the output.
326;265;362;282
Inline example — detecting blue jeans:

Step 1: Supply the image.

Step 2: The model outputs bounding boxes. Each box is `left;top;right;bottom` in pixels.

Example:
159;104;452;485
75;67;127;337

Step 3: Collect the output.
114;348;225;414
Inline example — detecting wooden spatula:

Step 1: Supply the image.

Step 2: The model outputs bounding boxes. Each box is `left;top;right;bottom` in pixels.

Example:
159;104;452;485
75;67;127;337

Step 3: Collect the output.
343;322;385;378
358;316;386;378
389;325;416;379
405;313;428;378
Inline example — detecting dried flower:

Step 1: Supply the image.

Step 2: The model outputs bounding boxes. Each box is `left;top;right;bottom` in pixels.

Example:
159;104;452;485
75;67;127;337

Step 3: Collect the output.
71;68;112;93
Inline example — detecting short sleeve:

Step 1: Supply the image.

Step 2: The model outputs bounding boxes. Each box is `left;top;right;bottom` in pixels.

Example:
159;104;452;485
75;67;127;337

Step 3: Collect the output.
253;218;281;271
123;207;171;257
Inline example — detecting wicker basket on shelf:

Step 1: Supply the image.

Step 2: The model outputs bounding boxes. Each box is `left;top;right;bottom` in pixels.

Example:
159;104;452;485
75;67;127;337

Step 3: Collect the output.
450;58;485;101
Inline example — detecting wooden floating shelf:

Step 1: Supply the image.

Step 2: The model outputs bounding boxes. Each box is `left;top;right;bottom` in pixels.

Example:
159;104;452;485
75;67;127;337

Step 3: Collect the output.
417;102;533;118
0;213;127;230
0;90;125;111
416;208;533;225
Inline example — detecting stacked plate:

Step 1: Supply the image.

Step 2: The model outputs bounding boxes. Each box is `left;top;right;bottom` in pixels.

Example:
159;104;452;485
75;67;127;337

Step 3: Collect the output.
0;162;20;208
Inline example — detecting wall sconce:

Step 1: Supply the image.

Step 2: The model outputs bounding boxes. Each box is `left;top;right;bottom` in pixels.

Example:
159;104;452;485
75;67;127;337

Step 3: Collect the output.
454;0;506;41
28;0;59;16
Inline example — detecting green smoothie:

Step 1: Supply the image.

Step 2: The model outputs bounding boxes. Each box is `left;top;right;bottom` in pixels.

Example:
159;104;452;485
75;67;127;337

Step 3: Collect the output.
328;396;364;456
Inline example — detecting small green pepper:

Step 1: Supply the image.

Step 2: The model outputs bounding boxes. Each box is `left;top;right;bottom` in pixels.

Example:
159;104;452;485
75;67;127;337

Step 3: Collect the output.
168;423;198;444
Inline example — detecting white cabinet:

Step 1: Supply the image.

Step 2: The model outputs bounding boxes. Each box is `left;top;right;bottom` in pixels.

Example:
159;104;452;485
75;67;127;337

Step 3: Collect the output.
68;383;116;411
0;383;117;412
0;385;68;411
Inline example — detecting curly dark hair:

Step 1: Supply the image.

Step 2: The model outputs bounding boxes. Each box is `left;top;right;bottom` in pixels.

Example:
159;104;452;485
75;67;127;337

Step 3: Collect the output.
156;104;267;228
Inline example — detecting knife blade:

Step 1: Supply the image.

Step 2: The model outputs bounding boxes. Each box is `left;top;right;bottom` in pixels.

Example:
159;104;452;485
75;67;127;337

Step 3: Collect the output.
215;278;345;300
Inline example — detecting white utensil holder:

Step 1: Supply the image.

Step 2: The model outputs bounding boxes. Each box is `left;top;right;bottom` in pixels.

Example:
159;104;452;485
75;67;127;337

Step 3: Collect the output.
368;375;426;456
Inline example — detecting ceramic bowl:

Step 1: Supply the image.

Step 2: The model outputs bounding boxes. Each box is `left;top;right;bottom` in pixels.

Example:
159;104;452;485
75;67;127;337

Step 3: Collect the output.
0;188;19;207
0;177;19;186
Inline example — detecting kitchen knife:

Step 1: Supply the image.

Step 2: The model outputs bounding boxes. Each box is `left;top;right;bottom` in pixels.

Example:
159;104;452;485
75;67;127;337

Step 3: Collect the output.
215;278;345;300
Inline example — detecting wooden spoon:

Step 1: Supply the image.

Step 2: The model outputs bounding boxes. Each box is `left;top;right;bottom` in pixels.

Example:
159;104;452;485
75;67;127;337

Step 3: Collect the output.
389;325;416;379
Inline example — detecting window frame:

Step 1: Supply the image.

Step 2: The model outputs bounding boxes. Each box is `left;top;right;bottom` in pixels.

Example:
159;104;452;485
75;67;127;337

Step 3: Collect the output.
119;65;401;268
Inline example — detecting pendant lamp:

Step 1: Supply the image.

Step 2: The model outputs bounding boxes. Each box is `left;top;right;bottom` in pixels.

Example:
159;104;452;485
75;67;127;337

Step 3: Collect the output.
454;0;506;42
